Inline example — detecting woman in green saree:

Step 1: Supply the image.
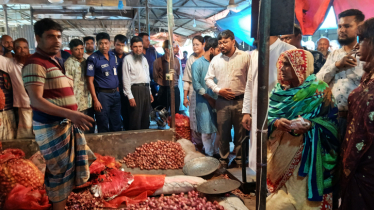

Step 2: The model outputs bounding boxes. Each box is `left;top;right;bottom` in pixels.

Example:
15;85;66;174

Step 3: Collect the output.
266;49;339;210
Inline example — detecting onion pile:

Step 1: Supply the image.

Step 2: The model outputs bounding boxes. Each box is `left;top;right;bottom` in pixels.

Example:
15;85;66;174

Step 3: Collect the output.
122;140;185;170
0;156;44;198
65;189;105;210
126;191;224;210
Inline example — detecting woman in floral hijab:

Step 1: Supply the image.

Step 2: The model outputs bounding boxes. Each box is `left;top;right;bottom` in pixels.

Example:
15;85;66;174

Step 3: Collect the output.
266;49;339;209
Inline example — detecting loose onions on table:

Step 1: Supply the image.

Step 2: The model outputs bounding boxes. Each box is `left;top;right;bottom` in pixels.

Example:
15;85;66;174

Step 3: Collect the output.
65;189;105;210
122;140;185;170
126;191;224;210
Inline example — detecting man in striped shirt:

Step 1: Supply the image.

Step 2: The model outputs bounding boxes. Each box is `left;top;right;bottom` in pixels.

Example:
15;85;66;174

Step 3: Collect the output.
22;18;95;210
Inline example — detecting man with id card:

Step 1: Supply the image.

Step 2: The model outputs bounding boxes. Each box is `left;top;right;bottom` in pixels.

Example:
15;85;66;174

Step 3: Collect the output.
86;32;122;133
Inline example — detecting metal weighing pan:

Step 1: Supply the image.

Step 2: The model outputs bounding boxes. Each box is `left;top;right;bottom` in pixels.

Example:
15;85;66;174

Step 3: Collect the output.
183;157;220;177
197;179;241;194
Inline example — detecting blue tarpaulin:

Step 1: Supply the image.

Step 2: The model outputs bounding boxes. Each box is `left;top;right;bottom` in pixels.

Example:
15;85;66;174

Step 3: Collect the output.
216;7;255;46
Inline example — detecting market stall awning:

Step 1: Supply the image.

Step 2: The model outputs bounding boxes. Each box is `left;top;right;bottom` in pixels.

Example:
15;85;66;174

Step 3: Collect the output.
216;7;255;45
296;0;374;35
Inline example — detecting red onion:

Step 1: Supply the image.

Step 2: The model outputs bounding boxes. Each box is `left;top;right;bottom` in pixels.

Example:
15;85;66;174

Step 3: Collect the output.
122;140;185;170
126;190;224;210
65;189;104;210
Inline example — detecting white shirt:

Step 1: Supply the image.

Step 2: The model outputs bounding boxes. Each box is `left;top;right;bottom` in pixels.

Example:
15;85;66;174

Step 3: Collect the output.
205;48;250;96
182;54;199;91
242;39;295;172
243;39;296;114
122;53;151;100
83;53;91;59
0;55;30;108
316;47;364;111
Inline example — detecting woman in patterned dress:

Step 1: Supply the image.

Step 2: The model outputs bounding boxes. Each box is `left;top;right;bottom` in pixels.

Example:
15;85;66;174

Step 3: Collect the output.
340;17;374;210
266;49;339;210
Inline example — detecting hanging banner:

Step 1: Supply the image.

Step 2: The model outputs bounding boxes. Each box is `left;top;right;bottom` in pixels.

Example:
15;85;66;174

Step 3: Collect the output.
333;0;373;21
295;0;332;35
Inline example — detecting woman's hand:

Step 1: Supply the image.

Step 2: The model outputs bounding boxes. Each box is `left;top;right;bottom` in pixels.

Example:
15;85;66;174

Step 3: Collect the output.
293;117;312;135
274;118;292;132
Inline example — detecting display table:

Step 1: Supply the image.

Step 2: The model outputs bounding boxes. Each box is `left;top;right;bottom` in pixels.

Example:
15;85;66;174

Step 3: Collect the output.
0;129;175;158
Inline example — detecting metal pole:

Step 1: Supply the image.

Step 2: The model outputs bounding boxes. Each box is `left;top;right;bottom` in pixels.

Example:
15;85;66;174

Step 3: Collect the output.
30;7;34;26
138;8;141;34
3;5;9;34
256;0;271;209
167;0;175;129
146;0;150;35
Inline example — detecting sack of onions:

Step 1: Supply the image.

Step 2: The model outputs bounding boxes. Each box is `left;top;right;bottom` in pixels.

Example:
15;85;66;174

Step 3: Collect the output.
168;114;192;140
123;140;185;170
0;149;44;201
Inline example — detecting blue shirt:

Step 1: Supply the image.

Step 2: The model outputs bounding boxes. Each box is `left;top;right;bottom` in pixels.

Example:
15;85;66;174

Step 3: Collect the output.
143;47;162;81
112;50;128;91
86;51;119;89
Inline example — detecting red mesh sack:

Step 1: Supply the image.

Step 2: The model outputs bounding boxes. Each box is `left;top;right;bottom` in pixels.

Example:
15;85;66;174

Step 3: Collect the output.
90;153;121;174
0;149;44;201
91;168;134;201
3;184;50;210
168;114;192;140
103;174;165;208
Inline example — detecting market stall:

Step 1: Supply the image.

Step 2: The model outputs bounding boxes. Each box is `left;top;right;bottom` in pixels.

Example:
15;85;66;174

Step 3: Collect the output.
0;132;254;210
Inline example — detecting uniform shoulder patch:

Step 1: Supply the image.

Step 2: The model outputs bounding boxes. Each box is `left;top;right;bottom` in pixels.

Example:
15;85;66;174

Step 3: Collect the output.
88;64;94;70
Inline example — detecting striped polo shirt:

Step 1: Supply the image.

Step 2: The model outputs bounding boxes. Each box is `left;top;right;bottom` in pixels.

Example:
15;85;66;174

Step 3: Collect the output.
22;48;78;123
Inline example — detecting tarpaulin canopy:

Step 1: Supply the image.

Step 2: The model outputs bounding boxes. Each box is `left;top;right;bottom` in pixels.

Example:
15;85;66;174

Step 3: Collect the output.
333;0;373;21
216;7;255;45
296;0;374;35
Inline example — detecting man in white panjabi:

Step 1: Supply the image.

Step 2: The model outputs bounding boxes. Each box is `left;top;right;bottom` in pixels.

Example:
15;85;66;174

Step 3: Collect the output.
241;36;295;172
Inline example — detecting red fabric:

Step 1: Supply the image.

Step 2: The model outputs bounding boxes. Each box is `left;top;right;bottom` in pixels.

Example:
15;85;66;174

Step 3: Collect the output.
3;184;51;210
333;0;374;21
103;174;165;208
0;149;25;163
89;153;121;174
295;0;332;35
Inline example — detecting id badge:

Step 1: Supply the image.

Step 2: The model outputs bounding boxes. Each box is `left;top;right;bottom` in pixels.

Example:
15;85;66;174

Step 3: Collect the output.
114;67;117;75
105;71;109;77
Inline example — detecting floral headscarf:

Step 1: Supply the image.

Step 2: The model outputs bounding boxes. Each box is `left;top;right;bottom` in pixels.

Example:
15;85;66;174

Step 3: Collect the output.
276;49;314;87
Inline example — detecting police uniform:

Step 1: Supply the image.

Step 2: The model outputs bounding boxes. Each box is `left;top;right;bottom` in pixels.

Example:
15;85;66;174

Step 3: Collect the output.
86;51;122;133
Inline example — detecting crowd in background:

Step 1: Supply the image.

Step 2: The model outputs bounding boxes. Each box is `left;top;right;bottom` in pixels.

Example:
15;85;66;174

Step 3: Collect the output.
0;8;373;210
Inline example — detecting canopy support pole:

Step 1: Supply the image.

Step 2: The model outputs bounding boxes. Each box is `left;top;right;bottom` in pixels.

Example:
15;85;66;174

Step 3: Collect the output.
146;0;150;35
167;0;176;129
256;0;271;209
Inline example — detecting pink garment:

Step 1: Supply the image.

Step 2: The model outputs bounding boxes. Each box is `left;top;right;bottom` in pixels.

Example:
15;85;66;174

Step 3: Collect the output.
0;56;30;108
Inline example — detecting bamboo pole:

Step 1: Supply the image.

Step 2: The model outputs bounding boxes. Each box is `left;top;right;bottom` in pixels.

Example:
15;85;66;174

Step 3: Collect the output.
256;0;271;209
167;0;176;129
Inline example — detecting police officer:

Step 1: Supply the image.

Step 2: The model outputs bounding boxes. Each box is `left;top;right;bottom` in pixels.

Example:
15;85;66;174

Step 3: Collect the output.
86;32;122;133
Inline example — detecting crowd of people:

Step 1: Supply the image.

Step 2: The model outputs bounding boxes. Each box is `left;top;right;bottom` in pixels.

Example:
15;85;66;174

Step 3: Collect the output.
0;7;373;210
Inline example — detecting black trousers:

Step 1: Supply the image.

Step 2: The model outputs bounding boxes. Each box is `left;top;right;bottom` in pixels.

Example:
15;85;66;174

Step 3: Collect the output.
120;92;130;130
81;107;95;133
128;85;151;130
157;86;180;113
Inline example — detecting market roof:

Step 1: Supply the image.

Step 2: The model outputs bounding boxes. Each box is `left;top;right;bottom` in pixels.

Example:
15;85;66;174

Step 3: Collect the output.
0;0;251;38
